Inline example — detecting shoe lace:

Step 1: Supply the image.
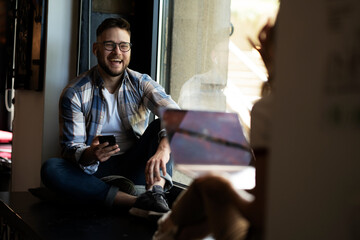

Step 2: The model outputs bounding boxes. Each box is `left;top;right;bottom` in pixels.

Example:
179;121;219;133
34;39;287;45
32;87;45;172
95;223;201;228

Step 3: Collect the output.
151;191;168;206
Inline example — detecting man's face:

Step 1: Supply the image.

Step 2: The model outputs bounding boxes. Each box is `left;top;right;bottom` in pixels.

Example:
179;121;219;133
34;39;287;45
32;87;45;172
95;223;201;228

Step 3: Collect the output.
93;27;131;78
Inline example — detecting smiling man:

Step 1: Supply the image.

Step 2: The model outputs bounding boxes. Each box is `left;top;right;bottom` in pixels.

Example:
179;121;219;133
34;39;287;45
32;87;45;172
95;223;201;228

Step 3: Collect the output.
41;18;179;218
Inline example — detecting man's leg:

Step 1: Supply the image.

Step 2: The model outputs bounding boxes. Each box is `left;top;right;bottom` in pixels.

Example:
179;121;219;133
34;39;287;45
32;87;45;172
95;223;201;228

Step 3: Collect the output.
118;118;174;189
116;119;174;217
41;158;120;206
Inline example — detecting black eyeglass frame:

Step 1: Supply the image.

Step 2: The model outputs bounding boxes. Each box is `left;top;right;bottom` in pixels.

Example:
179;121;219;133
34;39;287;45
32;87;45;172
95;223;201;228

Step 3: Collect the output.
98;41;132;52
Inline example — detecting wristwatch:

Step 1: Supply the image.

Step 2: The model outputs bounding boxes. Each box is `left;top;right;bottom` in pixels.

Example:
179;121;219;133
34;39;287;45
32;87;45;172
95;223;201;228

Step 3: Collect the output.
158;128;167;142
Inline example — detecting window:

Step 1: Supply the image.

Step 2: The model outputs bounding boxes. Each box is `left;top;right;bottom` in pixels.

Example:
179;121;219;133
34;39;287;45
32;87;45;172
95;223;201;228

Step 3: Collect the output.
158;0;279;136
158;0;279;185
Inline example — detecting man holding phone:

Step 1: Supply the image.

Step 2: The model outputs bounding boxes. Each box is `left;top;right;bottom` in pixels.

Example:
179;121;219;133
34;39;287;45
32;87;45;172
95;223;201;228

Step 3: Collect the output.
41;17;179;218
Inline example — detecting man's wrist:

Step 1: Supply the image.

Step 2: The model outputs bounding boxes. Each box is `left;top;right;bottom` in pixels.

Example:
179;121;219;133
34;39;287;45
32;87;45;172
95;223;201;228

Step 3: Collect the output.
79;147;97;166
79;161;100;174
158;137;171;155
158;129;167;142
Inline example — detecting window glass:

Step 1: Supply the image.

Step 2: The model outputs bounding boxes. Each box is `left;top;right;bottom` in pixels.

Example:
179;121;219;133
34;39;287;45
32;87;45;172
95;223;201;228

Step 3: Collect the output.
159;0;279;185
227;0;279;135
160;0;278;137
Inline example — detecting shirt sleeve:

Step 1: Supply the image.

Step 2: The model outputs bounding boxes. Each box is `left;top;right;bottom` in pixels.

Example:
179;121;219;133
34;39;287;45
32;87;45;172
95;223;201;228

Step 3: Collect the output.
59;87;88;163
141;77;180;142
141;75;180;116
79;161;100;174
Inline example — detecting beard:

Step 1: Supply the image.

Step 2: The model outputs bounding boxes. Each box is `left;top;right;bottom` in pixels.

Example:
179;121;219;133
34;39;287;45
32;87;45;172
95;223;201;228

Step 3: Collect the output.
96;50;129;77
98;59;122;77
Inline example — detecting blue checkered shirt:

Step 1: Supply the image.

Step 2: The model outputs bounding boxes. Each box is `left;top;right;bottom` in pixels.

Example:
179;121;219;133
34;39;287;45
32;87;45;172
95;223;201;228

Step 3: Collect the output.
59;66;179;164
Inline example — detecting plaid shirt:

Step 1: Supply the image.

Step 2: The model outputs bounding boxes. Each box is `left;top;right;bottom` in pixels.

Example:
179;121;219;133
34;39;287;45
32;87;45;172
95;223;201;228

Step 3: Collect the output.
59;66;179;163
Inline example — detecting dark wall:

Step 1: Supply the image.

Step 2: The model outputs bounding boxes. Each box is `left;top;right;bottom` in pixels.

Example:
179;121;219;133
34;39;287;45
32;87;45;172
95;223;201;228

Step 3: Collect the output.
78;0;156;77
129;0;154;75
0;0;12;131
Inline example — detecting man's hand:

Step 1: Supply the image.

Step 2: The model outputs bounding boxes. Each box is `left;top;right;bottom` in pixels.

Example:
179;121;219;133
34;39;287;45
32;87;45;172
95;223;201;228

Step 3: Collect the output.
145;138;171;186
79;136;120;166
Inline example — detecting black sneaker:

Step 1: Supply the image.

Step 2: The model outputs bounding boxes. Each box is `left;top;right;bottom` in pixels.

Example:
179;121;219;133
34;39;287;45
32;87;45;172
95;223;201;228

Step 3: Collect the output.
129;185;170;219
101;175;137;196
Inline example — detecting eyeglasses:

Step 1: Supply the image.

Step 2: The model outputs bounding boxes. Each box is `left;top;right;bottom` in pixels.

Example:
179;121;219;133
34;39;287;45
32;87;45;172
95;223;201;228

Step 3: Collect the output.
99;41;132;52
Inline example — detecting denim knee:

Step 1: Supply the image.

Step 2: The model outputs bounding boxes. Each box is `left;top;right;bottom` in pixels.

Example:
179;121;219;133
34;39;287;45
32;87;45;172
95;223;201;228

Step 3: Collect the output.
40;158;111;205
41;157;62;187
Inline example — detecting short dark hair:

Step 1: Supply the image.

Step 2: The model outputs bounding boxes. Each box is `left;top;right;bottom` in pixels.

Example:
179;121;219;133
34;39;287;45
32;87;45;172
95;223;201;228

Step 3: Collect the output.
96;17;131;38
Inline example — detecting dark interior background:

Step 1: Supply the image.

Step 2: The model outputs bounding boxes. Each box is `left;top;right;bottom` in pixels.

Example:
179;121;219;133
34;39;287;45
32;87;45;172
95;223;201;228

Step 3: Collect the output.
78;0;157;77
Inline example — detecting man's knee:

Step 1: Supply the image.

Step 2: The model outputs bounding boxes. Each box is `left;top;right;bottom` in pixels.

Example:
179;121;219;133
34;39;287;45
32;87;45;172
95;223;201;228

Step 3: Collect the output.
41;158;65;173
41;158;72;185
41;158;58;176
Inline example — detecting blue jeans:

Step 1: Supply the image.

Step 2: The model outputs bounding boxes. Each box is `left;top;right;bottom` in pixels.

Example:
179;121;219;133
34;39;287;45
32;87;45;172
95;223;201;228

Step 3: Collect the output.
41;119;173;206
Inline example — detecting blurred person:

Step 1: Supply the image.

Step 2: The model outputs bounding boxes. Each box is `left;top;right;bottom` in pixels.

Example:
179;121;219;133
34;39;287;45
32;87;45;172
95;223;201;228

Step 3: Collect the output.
153;20;276;240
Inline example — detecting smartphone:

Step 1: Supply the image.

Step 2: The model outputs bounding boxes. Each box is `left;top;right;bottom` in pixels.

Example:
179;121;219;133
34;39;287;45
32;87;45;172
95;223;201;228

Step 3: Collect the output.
98;135;116;146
